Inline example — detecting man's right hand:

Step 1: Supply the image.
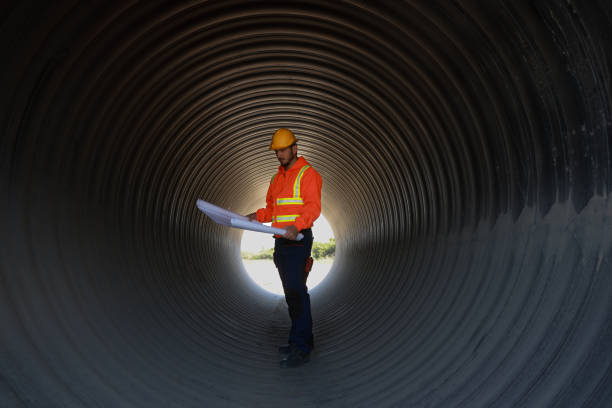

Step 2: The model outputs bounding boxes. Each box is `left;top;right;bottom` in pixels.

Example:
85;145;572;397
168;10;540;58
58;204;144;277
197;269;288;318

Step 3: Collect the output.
245;212;258;221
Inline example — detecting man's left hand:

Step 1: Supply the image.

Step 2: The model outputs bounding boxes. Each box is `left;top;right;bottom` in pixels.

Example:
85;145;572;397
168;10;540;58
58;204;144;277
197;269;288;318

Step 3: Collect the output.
283;225;299;240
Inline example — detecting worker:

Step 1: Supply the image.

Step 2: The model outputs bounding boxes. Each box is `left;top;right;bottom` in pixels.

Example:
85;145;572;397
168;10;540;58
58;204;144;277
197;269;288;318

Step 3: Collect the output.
246;128;322;368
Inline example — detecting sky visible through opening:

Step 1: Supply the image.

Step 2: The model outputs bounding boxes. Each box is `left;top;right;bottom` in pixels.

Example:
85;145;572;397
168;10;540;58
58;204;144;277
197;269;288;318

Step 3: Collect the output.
241;215;335;295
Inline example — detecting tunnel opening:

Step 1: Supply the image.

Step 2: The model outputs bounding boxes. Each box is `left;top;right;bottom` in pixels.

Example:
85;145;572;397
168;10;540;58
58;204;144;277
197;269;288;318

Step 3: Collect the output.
1;1;611;407
240;214;335;295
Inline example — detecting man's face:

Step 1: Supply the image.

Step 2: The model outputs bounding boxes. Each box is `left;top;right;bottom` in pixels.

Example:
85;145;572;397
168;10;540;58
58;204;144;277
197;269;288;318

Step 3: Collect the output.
275;144;297;167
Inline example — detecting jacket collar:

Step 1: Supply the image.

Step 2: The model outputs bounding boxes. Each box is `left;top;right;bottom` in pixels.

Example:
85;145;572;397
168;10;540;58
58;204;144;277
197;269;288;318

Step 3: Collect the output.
278;156;308;174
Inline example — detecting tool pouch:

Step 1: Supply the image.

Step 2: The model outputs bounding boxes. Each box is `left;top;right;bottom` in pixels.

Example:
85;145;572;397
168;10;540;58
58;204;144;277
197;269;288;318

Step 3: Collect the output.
303;256;314;284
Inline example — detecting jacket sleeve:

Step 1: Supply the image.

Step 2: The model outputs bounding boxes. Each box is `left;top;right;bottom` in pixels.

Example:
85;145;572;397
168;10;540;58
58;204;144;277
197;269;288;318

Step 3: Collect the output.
293;168;322;231
256;175;275;223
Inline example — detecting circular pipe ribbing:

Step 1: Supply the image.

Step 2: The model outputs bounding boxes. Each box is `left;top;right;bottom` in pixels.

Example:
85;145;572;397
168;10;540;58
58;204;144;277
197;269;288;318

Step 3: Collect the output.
1;1;611;407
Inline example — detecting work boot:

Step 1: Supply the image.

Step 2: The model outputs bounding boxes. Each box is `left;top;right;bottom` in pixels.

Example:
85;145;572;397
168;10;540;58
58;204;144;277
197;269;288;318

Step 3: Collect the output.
280;347;310;368
278;343;296;359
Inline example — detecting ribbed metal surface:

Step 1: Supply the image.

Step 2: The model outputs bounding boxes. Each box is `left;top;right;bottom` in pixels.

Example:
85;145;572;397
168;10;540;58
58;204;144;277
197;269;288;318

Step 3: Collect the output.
1;1;611;407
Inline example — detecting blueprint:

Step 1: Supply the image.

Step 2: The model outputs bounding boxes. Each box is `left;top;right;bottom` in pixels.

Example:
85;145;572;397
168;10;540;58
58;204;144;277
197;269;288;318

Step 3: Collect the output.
196;199;304;240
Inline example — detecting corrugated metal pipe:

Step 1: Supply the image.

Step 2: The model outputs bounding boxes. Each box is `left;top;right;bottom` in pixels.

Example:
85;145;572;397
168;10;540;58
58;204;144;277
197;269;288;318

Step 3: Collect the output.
1;1;611;406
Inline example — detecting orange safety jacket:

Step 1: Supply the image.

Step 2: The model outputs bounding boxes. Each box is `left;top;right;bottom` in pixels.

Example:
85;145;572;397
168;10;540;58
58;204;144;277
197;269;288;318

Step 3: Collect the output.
256;156;322;234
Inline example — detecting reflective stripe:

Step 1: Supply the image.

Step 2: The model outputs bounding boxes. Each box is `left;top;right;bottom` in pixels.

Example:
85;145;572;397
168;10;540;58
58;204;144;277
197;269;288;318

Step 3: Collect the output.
273;164;311;224
274;214;299;222
293;165;310;197
277;197;303;205
275;165;311;206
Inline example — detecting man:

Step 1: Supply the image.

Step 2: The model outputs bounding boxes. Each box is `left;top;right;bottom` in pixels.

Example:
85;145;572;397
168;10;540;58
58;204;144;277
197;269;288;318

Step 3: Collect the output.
246;128;322;368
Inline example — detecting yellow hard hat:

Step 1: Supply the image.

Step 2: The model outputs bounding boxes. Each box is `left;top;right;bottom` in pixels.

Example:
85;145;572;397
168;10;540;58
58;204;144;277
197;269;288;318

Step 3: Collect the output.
269;128;297;150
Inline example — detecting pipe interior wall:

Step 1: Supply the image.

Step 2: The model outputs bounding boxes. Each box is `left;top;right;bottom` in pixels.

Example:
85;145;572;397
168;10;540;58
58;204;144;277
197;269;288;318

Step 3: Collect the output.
1;1;611;407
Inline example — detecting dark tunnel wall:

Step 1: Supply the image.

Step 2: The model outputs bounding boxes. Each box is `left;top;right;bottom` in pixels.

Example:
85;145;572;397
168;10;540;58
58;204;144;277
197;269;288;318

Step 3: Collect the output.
1;1;612;407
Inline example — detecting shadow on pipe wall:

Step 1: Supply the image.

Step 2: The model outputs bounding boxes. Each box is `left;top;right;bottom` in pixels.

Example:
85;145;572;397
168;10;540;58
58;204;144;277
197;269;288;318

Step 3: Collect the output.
1;1;611;407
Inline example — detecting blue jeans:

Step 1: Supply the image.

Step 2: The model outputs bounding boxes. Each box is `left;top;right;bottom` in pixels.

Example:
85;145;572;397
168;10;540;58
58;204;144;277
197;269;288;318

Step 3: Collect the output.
273;229;314;353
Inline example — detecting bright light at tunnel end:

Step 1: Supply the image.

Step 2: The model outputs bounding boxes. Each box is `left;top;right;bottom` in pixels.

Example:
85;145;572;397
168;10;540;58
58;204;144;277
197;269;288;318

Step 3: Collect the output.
241;215;335;295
